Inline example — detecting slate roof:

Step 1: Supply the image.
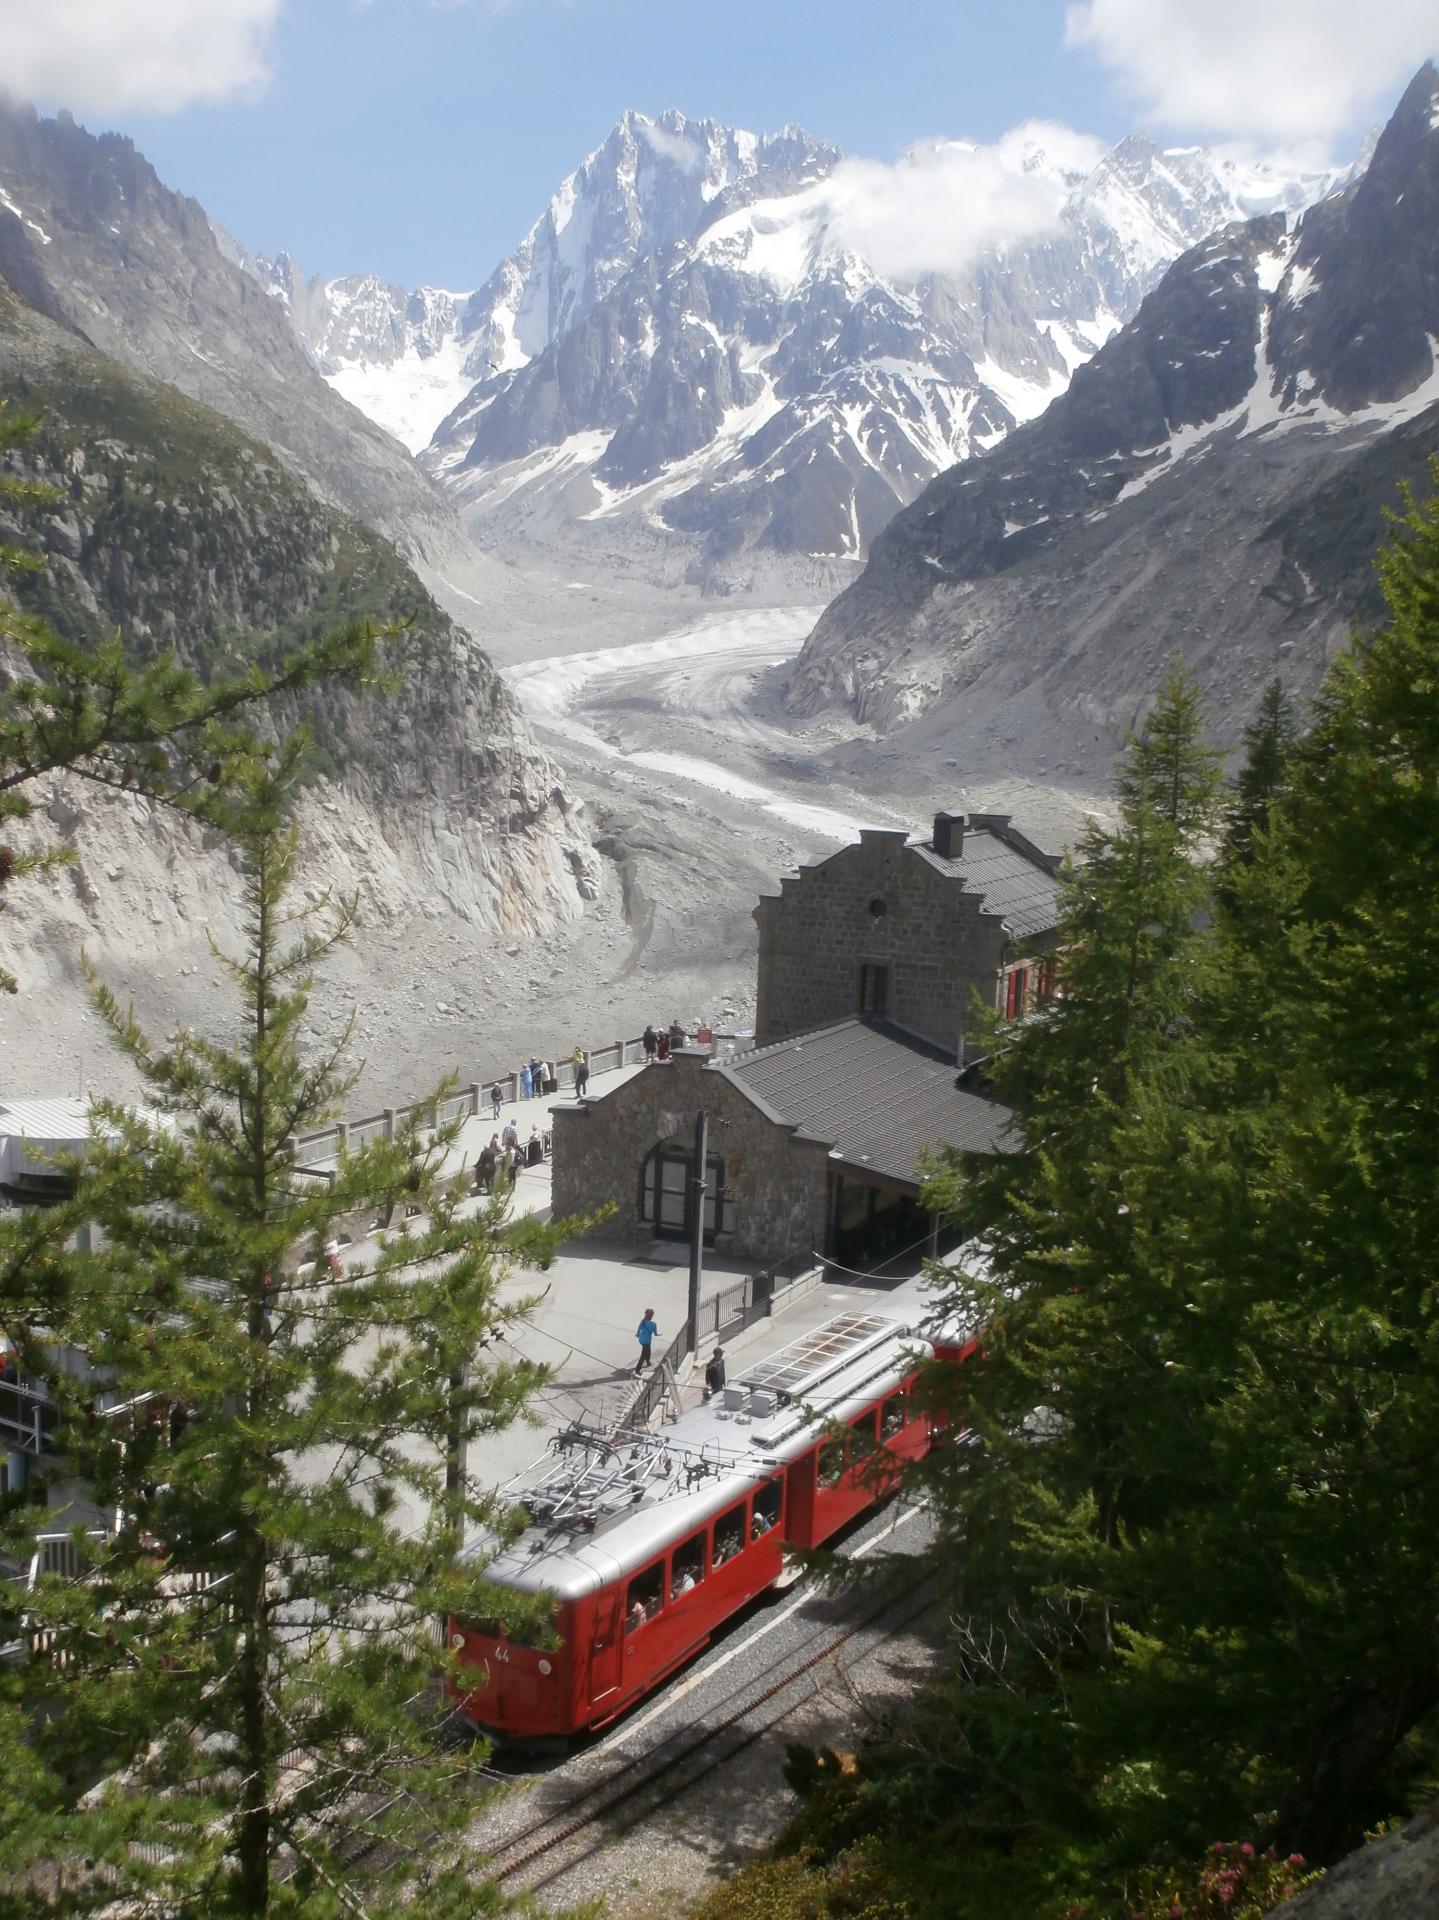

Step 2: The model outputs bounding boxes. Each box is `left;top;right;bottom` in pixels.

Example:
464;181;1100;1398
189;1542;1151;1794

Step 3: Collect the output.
907;825;1062;940
718;1017;1014;1189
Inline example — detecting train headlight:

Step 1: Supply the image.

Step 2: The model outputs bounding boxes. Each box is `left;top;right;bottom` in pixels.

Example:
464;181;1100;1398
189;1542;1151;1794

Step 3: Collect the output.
450;1632;465;1649
538;1658;553;1676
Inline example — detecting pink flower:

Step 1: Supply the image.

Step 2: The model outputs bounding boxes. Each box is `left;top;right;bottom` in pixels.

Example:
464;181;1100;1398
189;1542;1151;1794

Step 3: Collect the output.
1211;1841;1227;1853
1239;1843;1255;1857
1287;1853;1306;1867
1218;1887;1235;1905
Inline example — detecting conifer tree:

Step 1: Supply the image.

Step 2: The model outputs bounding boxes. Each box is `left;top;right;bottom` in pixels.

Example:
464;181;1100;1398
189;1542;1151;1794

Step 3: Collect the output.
1218;676;1298;883
914;661;1221;1683
0;748;561;1916
829;491;1439;1912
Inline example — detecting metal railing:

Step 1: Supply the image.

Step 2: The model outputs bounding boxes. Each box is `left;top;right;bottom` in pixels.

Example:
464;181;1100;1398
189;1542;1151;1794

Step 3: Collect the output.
284;1028;755;1171
0;1375;58;1454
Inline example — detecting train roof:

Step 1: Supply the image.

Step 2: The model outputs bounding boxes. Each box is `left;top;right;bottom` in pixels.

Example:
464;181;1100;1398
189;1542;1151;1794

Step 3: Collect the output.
466;1263;980;1603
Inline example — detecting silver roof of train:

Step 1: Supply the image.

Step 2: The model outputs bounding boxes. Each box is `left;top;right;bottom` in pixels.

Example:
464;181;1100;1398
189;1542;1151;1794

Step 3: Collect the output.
465;1263;980;1603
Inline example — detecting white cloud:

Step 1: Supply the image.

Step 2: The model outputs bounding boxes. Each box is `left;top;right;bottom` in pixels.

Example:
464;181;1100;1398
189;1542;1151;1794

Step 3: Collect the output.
0;0;285;116
636;119;702;174
1065;0;1439;146
820;126;1104;282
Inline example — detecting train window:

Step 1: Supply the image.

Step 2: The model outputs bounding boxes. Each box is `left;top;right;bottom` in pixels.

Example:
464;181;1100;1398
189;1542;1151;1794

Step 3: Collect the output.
851;1409;879;1444
672;1532;706;1594
713;1505;746;1566
818;1435;846;1489
751;1478;782;1541
880;1394;905;1440
625;1564;664;1634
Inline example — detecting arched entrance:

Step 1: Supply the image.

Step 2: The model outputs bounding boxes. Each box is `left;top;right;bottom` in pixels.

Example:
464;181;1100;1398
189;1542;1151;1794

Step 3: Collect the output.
640;1137;729;1243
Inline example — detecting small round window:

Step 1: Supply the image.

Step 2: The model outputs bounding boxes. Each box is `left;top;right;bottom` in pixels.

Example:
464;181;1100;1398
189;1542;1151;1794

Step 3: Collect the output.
868;897;887;918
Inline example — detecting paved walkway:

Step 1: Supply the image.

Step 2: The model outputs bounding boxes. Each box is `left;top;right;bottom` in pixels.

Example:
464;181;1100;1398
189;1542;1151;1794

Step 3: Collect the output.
317;1057;934;1505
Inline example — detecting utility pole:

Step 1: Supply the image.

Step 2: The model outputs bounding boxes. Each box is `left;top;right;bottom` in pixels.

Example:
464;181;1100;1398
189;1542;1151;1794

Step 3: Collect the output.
687;1108;708;1362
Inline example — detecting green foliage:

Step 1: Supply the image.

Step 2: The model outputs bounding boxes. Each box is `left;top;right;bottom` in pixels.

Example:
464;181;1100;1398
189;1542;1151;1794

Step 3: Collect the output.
762;472;1439;1920
1218;679;1297;881
680;1849;914;1920
0;755;566;1914
1120;1841;1321;1919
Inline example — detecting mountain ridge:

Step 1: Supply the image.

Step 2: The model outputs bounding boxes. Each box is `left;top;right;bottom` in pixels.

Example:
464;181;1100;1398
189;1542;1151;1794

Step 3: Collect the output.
0;99;460;564
783;63;1439;758
247;107;1347;590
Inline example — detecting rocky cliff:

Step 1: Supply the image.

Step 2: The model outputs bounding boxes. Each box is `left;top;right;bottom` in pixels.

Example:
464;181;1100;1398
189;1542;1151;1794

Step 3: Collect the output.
785;64;1439;760
0;277;597;1043
0;99;458;563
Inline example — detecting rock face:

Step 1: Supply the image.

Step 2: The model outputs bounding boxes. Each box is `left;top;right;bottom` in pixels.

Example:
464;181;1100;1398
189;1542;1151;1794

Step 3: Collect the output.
0;100;458;561
247;110;1341;591
785;63;1439;755
0;276;594;999
1287;1803;1439;1920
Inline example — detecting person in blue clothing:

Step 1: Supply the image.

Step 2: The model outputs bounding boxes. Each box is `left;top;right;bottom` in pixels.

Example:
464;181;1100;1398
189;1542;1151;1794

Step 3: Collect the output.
519;1062;533;1099
633;1308;658;1375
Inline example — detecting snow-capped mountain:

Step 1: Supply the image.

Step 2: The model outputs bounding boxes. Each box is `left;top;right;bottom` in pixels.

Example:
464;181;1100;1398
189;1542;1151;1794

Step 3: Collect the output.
786;63;1439;752
249;108;1346;584
243;110;837;457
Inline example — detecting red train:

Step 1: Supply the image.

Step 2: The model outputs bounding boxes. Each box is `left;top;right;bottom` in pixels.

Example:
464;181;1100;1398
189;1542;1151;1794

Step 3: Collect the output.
448;1268;977;1743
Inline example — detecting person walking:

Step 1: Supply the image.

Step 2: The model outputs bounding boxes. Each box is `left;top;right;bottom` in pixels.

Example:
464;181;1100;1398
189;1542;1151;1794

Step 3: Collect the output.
703;1346;727;1401
643;1023;658;1063
572;1046;589;1097
490;1081;503;1121
633;1308;658;1376
529;1056;546;1096
501;1119;519;1154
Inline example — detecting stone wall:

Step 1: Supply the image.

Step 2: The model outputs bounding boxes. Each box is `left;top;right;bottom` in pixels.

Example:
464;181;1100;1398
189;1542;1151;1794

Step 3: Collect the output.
550;1052;832;1265
753;829;1016;1054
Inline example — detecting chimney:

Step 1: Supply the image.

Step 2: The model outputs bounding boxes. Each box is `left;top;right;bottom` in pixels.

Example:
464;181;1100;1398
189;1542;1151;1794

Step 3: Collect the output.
933;810;964;860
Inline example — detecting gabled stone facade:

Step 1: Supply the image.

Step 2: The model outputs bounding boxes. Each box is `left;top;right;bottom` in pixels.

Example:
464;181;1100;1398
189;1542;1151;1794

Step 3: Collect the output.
549;1051;831;1264
753;811;1062;1058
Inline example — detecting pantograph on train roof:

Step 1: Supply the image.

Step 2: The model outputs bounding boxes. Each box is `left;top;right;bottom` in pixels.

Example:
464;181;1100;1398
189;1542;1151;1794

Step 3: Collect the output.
509;1417;749;1538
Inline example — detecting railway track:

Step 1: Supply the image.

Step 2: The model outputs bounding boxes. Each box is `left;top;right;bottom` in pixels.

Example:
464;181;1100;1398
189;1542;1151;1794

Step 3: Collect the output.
478;1544;941;1896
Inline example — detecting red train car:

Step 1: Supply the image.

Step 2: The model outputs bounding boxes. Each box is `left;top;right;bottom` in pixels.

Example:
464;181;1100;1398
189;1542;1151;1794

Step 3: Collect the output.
447;1267;978;1744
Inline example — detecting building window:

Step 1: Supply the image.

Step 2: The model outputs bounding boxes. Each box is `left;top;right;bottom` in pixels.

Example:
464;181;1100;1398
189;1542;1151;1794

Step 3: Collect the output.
640;1140;728;1241
858;962;889;1016
867;896;887;918
1004;967;1030;1020
1035;957;1056;1005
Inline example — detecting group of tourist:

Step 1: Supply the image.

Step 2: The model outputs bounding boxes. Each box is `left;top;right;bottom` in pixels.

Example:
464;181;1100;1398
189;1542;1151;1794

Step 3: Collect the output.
474;1119;549;1195
487;1045;590;1120
641;1020;689;1063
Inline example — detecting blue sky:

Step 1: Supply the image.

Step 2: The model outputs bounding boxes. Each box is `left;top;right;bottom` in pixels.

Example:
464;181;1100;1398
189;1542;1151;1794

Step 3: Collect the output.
9;0;1439;290
117;0;1115;286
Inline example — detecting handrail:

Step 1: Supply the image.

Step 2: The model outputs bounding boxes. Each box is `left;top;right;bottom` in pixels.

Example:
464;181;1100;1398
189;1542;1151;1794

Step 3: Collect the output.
284;1028;755;1169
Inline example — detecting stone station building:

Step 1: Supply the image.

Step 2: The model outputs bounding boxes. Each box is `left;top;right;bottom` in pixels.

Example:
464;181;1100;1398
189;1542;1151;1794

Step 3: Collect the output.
548;1017;1014;1266
550;808;1062;1267
755;810;1063;1058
